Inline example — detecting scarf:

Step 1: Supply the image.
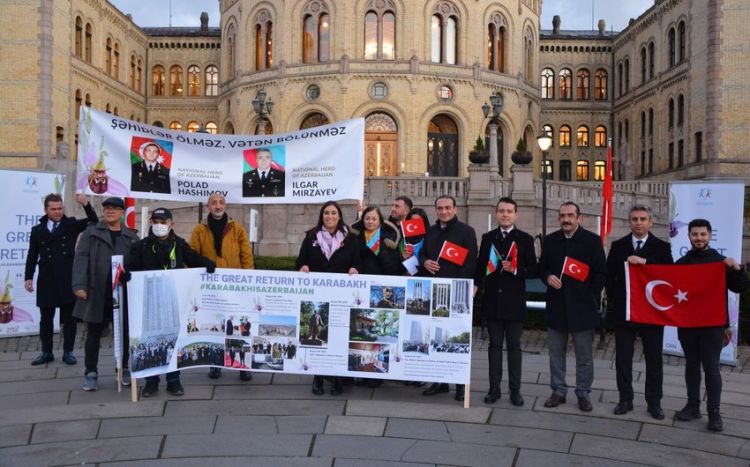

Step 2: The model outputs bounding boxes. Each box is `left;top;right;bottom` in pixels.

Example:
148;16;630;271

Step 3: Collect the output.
364;227;381;255
207;213;228;257
316;228;346;260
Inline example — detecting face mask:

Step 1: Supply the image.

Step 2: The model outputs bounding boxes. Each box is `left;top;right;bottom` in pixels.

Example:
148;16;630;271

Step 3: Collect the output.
152;224;170;237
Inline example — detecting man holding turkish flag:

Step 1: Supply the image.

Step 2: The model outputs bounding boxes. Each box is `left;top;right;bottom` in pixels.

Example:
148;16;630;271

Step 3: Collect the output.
418;195;477;402
538;201;606;412
401;217;426;238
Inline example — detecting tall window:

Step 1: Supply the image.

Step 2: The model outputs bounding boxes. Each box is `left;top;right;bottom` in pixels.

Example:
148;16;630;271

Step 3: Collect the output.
524;28;534;81
678;94;685;126
594;125;607;147
668;99;674;128
678;139;684;166
365;3;395;60
84;23;92;63
648;108;654;136
594;160;606;181
105;38;112;75
668;142;675;169
617;63;623;96
542;159;553;180
668;28;676;67
129;54;136;88
255;11;273;70
559;160;571;181
576;69;590;100
576;160;589;181
640;111;646;138
302;2;330;63
576;125;589;147
559;68;572;100
431;3;459;64
75;17;83;57
648;42;655;79
541;68;554;99
226;22;236;79
487;14;506;72
205;65;218;96
75;90;82;121
624;59;630;92
640;47;646;84
170;65;183;96
594;69;607;100
559;125;571;147
678;21;686;62
85;93;91;107
152;65;165;96
695;132;703;162
113;42;120;79
187;65;201;96
137;59;143;93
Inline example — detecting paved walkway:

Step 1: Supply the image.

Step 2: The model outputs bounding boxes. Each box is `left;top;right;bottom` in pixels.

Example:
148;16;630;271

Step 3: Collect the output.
0;327;749;466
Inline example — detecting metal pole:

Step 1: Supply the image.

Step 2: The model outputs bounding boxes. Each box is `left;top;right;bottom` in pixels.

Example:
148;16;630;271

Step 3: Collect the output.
542;149;548;240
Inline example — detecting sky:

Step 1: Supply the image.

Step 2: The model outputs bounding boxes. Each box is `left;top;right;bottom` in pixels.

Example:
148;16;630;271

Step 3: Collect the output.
110;0;654;33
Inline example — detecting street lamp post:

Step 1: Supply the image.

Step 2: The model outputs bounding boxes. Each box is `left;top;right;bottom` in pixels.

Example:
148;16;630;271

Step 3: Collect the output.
252;89;274;135
536;128;553;240
482;92;503;173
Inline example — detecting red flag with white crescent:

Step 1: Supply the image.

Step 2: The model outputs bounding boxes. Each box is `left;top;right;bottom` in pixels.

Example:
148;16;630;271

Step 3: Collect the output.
124;197;136;229
438;240;469;266
401;217;426;238
561;256;590;282
506;241;518;274
599;139;613;245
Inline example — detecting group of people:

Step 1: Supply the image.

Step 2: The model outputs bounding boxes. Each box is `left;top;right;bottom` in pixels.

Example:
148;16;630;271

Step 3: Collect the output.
23;191;747;432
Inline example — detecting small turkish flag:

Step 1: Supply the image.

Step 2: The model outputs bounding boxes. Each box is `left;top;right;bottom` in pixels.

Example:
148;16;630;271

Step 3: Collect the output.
438;240;469;266
506;241;518;274
561;256;589;282
401;218;426;238
626;262;727;327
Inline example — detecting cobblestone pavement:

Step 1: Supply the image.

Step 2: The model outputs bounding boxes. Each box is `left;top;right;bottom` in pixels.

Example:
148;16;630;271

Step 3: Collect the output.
0;325;748;466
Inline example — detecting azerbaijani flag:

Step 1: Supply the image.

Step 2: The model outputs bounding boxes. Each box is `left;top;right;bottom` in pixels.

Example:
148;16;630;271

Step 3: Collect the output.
366;227;381;255
486;244;501;275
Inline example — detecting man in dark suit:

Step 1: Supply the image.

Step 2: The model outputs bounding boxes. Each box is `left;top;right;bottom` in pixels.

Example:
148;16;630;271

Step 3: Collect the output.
539;201;606;412
131;141;171;194
24;193;98;366
606;204;673;419
418;195;477;402
242;148;285;197
474;197;537;406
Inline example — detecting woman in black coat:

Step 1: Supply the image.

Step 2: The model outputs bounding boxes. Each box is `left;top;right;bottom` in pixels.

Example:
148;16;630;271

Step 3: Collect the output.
296;201;362;395
352;206;402;276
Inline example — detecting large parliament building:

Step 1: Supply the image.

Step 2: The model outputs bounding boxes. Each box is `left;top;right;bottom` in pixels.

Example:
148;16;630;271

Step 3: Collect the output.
2;0;749;185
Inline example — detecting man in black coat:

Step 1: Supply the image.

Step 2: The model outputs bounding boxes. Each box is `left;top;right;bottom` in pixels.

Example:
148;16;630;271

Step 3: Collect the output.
24;193;97;366
539;201;606;412
673;218;749;432
474;197;537;406
131;141;171;194
418;195;477;402
606;204;673;419
242;148;285;197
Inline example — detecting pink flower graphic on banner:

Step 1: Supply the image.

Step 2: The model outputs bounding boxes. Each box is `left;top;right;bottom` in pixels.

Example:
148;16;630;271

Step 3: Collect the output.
76;108;129;196
0;271;34;325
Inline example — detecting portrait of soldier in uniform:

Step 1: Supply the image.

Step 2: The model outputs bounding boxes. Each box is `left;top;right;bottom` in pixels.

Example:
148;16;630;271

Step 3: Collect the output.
131;140;171;194
242;148;285;198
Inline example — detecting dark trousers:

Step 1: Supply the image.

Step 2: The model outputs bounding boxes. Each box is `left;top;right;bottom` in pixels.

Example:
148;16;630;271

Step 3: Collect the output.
39;304;76;353
614;324;663;404
146;371;180;385
84;318;130;374
487;319;523;392
678;326;724;411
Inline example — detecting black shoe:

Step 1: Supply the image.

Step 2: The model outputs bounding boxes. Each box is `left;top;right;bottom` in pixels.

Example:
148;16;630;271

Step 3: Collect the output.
208;367;221;379
454;385;465;402
239;371;252;381
707;410;723;432
62;352;77;365
577;396;593;412
647;404;665;420
312;376;324;396
422;383;449;396
166;381;184;396
675;404;702;421
614;400;634;415
509;391;525;407
484;385;501;404
544;393;566;408
142;380;159;398
331;377;343;396
31;352;54;366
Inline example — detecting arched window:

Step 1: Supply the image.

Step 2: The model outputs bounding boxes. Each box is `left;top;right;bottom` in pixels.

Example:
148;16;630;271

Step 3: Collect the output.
187;65;201;96
205;65;218;96
559;125;571;147
129;54;136;88
427;114;459;176
594;160;606;181
113;42;120;79
559;160;571;181
302;2;330;63
169;121;182;131
668;98;675;128
105;38;112;75
648;108;654;135
84;23;92;63
365;2;396;60
594;69;607;100
113;106;118;116
678;21;686;62
152;121;164;128
300;112;330;129
594;125;607;147
668;28;676;67
187;121;200;133
365;112;399;176
524;27;534;81
576;69;590;100
617;62;623;96
254;10;273;70
559;68;572;100
152;65;165;96
84;93;91;107
576;160;589;181
75;17;83;57
431;2;459;64
75;90;82;121
648;42;655;79
678;94;684;126
224;122;235;134
640;47;646;84
576;125;589;147
640;111;646;138
105;103;111;114
205;122;218;134
541;68;554;99
487;13;507;72
170;65;183;96
137;58;143;92
226;22;236;79
624;59;630;92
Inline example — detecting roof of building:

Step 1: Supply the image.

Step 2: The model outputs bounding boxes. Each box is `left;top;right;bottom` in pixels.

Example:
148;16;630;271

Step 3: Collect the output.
142;27;220;37
540;29;618;40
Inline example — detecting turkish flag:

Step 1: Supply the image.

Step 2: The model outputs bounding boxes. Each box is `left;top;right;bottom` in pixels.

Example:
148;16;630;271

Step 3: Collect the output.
561;256;589;282
626;262;727;327
506;241;518;274
439;240;469;266
401;218;426;238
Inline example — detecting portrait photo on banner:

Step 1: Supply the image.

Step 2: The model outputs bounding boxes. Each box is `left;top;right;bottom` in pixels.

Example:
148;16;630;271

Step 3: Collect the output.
129;137;174;195
242;145;286;198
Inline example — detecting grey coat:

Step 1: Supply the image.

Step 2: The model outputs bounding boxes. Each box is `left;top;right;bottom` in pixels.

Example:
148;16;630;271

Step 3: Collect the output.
72;221;138;323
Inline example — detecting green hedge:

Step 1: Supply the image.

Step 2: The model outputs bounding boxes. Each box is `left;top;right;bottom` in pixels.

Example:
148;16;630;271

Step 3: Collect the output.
254;256;297;271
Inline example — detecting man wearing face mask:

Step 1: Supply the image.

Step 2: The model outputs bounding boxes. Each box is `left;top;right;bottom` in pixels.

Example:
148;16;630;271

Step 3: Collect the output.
126;207;216;398
190;192;254;381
